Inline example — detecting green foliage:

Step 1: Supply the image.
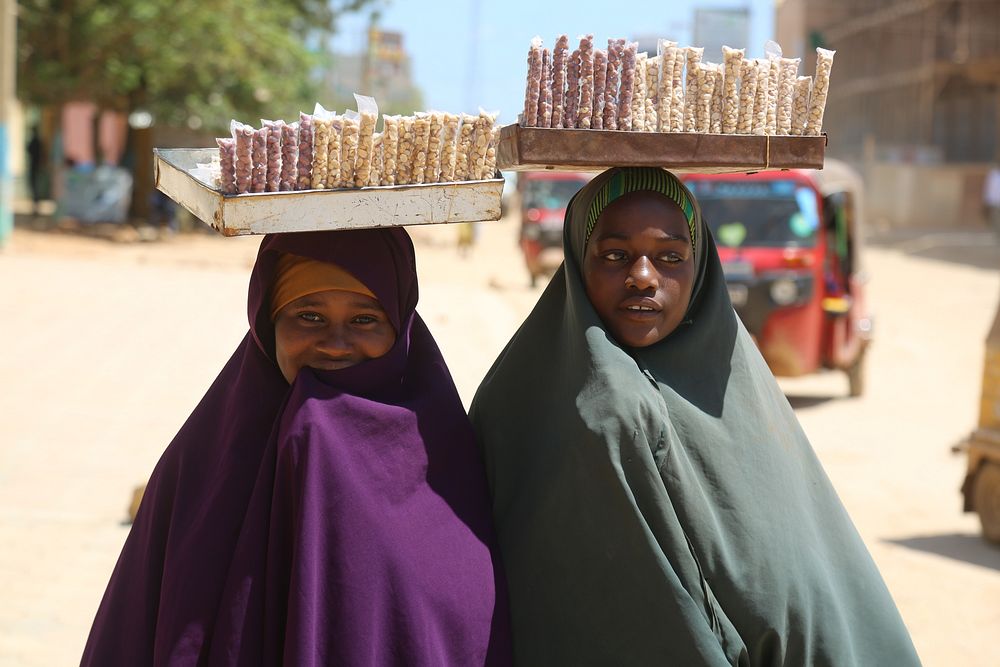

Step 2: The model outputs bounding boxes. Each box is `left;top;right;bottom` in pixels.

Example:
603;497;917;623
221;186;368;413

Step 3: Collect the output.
17;0;379;132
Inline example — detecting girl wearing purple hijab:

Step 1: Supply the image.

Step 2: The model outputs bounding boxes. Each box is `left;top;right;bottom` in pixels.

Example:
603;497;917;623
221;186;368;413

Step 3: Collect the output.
82;228;512;666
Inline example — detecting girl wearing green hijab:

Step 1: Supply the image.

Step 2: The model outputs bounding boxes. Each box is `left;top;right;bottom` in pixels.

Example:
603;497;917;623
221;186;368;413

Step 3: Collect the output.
470;167;920;666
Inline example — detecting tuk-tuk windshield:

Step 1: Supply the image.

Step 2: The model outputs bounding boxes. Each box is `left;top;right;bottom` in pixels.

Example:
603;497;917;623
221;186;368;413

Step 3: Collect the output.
523;179;587;210
686;179;820;248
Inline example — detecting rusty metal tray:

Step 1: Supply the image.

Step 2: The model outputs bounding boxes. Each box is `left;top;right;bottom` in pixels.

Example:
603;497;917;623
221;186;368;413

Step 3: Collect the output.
496;124;826;173
154;148;504;236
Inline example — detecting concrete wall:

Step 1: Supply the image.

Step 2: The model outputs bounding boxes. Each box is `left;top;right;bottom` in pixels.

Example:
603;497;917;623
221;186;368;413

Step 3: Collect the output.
864;162;993;230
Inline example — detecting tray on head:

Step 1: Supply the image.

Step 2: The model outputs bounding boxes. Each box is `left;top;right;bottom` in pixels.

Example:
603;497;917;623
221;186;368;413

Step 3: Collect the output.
496;125;826;173
154;148;504;237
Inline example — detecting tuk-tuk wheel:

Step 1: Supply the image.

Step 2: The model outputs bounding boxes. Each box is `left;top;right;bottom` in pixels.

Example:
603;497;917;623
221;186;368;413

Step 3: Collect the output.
974;462;1000;544
846;350;866;398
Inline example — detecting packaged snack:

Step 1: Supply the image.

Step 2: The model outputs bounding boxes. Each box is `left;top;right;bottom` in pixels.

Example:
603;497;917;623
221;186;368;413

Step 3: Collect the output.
439;112;461;182
353;94;379;187
251;124;269;193
411;112;432;184
632;52;647;132
775;57;800;135
455;114;477;181
279;121;298;191
523;37;543;127
552;35;570;128
396;116;415;185
216;137;237;194
669;45;686;131
618;41;637;131
326;116;342;188
483;124;501;179
694;62;715;133
538;48;553;127
721;46;744;134
592;48;608;129
261;119;283;192
311;106;331;190
709;65;724;134
683;46;704;132
644;55;659;132
565;47;582;128
381;115;400;186
339;111;360;188
765;42;782;134
422;111;444;183
296;112;313;190
736;59;758;135
752;59;770;135
603;39;623;130
656;41;676;132
369;133;383;187
577;34;595;129
232;120;253;194
471;110;496;180
804;47;835;135
791;75;812;136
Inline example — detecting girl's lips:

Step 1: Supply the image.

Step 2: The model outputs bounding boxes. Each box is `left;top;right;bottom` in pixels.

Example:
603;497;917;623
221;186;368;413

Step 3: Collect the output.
620;297;662;312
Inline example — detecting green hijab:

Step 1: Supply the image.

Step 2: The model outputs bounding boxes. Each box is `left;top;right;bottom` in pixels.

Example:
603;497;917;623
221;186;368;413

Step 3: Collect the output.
470;167;919;666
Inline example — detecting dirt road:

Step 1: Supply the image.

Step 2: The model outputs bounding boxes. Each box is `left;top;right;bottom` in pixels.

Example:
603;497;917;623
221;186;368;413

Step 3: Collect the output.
1;216;998;665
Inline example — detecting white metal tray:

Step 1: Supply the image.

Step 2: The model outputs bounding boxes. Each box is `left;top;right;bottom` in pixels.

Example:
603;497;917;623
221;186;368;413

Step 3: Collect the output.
154;148;504;236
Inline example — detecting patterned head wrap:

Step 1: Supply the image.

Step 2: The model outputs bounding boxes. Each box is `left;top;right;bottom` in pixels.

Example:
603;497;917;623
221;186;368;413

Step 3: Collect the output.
584;167;697;250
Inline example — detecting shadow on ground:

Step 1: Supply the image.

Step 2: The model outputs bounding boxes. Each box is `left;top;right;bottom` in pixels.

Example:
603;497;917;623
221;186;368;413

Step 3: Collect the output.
885;533;1000;572
867;228;1000;271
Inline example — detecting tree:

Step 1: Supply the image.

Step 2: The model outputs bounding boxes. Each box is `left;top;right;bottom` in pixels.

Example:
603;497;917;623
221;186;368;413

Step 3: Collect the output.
16;0;379;132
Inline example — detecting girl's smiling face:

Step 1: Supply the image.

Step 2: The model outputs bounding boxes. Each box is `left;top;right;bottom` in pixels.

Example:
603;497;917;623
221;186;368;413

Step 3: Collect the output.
273;289;396;383
582;191;696;348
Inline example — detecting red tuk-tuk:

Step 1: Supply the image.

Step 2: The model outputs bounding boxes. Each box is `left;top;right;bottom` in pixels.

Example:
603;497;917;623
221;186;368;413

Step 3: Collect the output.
518;171;592;287
683;160;872;396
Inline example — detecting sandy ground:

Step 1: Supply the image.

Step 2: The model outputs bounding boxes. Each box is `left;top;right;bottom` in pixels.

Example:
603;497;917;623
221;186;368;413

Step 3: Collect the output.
0;214;998;665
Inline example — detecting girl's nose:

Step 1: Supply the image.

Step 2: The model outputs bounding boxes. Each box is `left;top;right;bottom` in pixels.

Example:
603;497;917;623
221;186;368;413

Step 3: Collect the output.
625;256;658;290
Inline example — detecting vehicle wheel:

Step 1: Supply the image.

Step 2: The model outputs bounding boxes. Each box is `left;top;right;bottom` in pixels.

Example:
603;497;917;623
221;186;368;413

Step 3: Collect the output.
974;462;1000;544
846;349;866;397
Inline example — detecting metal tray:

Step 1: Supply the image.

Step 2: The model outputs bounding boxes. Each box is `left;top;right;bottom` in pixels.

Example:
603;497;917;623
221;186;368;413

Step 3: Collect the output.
496;124;826;173
154;148;504;236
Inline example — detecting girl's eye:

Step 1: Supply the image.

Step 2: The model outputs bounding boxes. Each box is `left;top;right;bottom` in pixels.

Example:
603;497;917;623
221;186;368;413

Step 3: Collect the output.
659;252;685;264
602;250;626;262
352;314;379;325
298;312;323;323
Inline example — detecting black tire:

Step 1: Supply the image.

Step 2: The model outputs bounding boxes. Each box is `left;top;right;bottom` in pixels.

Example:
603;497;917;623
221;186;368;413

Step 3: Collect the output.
974;462;1000;544
846;348;866;398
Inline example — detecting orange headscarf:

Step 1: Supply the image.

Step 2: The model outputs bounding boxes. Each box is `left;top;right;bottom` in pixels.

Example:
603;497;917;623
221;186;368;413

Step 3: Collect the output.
269;253;377;321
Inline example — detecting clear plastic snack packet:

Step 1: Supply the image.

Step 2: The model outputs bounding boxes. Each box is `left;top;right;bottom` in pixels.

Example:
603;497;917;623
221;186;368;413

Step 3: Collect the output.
552;34;570;128
339;110;360;188
311;104;332;190
523;36;543;127
381;115;400;186
683;46;704;132
576;34;595;129
592;48;608;129
603;39;623;130
721;46;745;134
439;113;461;182
326;115;342;188
765;41;782;134
804;47;835;135
709;64;724;133
632;52;647;132
656;40;676;132
669;44;686;131
279;121;298;191
736;59;758;135
296;112;314;190
752;58;770;135
251;124;269;193
538;47;553;128
472;110;497;180
353;94;379;187
455;114;477;180
483;124;501;179
791;75;812;136
216;137;237;194
644;54;659;132
565;47;582;128
369;132;383;187
231;120;254;194
775;57;800;135
694;62;715;133
261;119;283;192
424;111;445;183
411;111;432;185
618;41;637;131
396;116;415;185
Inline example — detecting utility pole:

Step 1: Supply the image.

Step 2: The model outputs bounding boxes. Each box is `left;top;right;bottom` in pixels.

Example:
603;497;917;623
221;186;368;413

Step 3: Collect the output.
0;0;15;247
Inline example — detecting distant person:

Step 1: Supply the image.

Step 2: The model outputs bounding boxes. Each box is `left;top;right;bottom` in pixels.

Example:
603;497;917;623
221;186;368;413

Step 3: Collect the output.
457;221;479;257
26;126;44;216
984;162;1000;236
148;189;178;234
82;228;512;665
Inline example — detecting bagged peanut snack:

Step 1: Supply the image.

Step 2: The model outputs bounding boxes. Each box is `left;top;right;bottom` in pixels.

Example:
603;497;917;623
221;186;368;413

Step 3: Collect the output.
669;45;686;131
603;39;623;131
483;124;501;179
804;47;835;135
216;137;237;194
439;113;461;182
455;114;476;181
592;48;608;129
339;110;360;188
232;120;253;194
721;46;744;134
775;57;800;135
632;52;647;132
262;119;283;192
396;116;415;185
311;104;332;190
381;115;400;186
656;40;676;132
296;112;313;190
709;65;724;134
279;121;298;191
683;47;704;132
369;133;383;187
471;110;497;181
523;37;543;127
552;35;570;128
423;111;445;183
643;54;659;132
353;94;379;187
618;41;638;131
694;62;715;133
538;48;553;127
736;59;758;135
752;59;770;135
326;116;342;188
251;124;269;193
765;41;782;134
411;112;432;184
565;47;582;128
791;75;812;136
577;35;595;129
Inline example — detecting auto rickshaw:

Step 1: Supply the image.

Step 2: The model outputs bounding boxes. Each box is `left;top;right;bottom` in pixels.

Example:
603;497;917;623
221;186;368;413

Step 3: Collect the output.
518;171;592;287
683;159;872;396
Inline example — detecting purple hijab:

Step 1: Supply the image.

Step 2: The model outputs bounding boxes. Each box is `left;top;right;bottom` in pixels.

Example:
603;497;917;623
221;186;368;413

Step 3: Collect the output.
82;228;512;666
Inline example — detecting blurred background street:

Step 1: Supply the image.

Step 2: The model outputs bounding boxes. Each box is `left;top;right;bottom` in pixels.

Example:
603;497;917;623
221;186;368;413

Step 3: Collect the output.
3;0;1000;665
